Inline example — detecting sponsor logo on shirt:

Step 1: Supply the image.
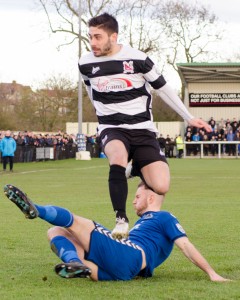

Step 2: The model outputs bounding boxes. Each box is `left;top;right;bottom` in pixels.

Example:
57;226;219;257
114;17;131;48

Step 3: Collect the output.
130;224;141;232
96;78;133;92
123;61;134;73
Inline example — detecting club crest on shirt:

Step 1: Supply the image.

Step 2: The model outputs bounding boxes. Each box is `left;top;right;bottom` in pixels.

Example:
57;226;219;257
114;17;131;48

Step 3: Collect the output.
143;213;153;219
123;61;134;73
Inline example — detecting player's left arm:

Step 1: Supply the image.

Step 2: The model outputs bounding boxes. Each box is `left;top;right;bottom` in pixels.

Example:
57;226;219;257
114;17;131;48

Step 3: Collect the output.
175;236;230;282
157;84;212;133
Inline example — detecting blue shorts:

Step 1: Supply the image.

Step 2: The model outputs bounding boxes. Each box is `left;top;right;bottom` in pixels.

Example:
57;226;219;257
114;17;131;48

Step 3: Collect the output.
84;223;143;281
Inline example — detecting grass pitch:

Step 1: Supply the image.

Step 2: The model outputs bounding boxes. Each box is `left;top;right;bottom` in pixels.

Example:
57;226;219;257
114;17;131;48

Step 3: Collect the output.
0;158;239;300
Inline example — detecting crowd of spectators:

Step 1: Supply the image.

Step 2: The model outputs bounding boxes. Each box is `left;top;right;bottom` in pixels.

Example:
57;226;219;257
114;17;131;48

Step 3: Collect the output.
156;116;240;158
157;134;176;158
85;134;102;158
0;130;78;162
184;117;240;156
1;117;240;162
0;130;105;162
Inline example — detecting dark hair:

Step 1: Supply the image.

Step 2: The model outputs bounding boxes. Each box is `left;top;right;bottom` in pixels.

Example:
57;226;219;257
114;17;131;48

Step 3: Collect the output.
88;13;118;35
138;180;155;192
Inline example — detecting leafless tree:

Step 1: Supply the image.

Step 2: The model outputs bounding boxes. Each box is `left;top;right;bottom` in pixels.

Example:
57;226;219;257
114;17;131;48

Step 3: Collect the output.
33;76;78;131
0;97;13;128
37;0;128;52
36;0;166;55
157;0;223;71
119;0;166;55
36;0;222;59
0;84;35;130
14;90;38;130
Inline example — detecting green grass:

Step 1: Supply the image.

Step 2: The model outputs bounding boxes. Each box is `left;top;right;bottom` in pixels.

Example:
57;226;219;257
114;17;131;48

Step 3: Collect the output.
0;158;239;300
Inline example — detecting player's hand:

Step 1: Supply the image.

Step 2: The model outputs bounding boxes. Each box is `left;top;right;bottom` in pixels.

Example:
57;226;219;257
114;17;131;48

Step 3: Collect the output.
209;273;232;282
188;118;212;133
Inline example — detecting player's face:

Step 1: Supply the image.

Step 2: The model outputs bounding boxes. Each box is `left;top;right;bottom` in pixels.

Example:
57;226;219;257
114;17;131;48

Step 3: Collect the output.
133;187;149;216
88;27;117;57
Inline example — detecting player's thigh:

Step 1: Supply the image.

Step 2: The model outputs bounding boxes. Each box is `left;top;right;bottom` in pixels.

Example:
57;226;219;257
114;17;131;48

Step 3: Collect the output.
104;139;128;166
141;161;170;194
99;129;130;166
48;216;95;252
68;215;96;250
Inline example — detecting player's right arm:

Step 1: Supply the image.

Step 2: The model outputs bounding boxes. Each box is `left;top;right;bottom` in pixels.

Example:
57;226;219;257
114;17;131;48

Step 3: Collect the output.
174;236;230;282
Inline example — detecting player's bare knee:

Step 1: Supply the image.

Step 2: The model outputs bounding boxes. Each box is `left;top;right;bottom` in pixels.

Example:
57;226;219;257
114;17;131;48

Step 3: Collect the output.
153;184;169;195
47;226;63;241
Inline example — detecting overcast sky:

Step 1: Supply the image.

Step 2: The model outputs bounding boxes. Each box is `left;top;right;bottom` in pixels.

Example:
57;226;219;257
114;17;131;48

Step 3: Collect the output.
0;0;240;89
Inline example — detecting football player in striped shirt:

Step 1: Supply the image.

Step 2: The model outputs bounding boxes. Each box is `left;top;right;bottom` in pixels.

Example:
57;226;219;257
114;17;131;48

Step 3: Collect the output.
79;13;212;239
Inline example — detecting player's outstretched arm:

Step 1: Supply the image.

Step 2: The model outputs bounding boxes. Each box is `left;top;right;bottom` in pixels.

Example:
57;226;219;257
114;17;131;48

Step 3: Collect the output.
175;237;230;282
157;84;212;133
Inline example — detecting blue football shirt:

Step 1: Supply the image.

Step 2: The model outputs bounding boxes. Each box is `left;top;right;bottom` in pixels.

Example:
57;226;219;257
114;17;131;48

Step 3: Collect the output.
129;211;187;277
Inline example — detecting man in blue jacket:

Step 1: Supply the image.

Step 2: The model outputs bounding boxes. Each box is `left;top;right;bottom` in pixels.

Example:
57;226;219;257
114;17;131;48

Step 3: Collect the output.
0;130;17;172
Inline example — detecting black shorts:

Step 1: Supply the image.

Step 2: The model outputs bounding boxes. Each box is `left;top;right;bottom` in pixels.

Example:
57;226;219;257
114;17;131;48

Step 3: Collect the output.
99;128;167;175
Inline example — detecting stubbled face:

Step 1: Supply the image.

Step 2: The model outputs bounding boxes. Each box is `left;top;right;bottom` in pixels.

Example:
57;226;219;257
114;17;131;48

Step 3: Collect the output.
88;27;116;57
133;186;149;216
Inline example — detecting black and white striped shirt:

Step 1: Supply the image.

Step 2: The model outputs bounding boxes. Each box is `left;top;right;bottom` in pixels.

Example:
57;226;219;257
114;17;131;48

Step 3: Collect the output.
79;45;193;135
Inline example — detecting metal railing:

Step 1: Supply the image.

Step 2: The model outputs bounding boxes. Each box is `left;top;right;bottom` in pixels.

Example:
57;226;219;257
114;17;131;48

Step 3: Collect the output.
184;141;240;159
11;144;78;162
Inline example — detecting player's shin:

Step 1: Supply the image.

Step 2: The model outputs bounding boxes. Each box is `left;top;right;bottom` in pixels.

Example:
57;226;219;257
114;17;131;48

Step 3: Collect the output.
109;164;130;239
51;236;92;278
36;205;74;227
108;164;129;222
50;236;82;263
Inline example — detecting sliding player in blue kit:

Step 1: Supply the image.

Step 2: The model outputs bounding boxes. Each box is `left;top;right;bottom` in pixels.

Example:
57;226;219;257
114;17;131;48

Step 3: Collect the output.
3;183;229;282
78;13;212;239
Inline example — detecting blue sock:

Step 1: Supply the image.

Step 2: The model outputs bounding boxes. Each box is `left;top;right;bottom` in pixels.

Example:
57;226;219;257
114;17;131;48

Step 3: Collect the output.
35;205;74;227
50;236;82;263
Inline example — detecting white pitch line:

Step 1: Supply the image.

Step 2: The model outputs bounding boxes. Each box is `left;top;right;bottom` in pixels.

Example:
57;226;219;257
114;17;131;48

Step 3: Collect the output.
1;169;239;180
1;165;107;175
74;166;107;170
